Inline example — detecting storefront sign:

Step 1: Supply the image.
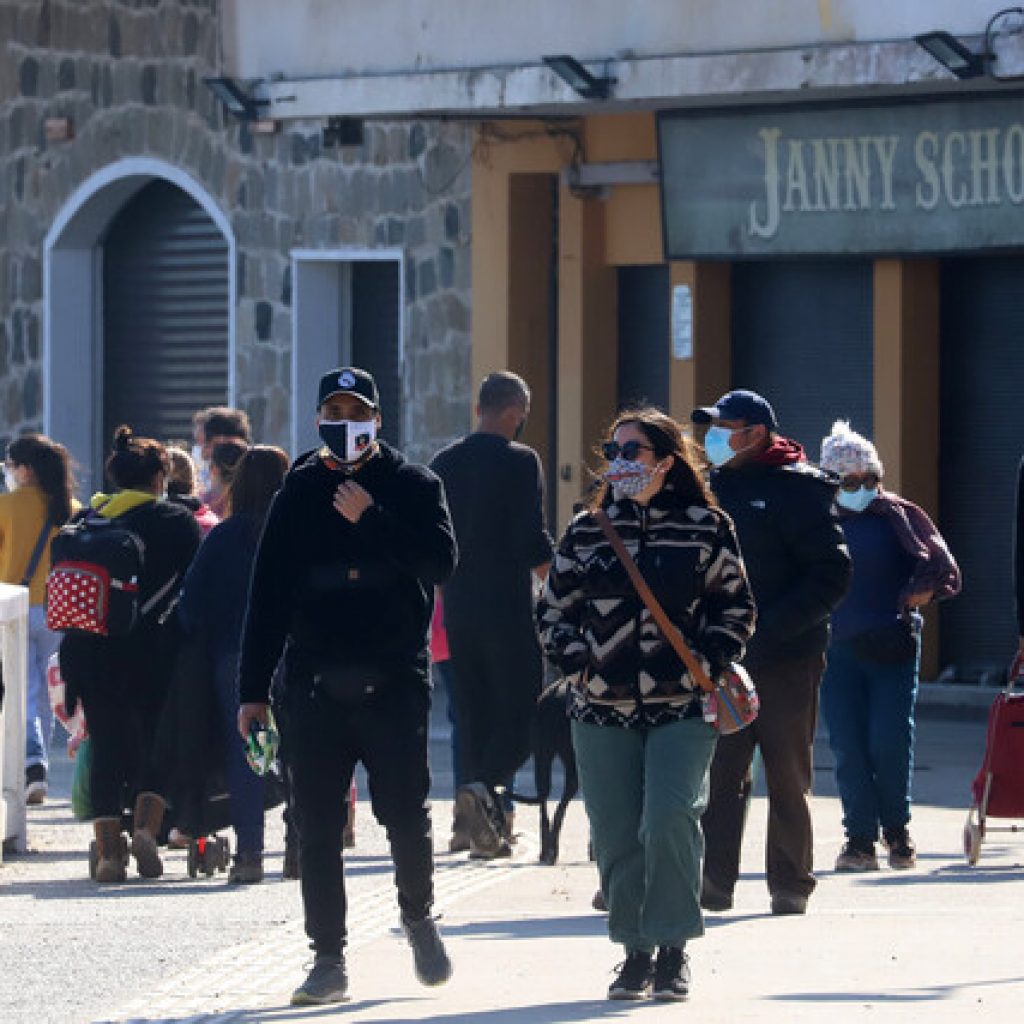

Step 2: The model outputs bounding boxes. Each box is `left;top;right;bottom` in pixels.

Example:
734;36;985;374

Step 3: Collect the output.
658;95;1024;257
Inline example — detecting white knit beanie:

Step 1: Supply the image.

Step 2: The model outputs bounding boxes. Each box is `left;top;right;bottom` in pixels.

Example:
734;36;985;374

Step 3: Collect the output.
819;420;884;478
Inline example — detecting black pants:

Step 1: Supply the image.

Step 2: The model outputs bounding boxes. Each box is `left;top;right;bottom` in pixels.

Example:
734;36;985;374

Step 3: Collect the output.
701;653;825;900
281;679;434;957
79;672;170;818
446;621;543;792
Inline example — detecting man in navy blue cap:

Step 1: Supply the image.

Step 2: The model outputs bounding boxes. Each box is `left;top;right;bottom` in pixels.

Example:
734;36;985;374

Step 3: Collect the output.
691;389;850;917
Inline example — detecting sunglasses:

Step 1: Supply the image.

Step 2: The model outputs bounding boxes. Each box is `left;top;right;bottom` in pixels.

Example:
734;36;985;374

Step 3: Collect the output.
602;440;654;461
839;473;880;492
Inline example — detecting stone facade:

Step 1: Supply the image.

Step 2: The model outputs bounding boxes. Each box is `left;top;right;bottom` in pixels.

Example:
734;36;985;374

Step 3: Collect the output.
0;0;472;465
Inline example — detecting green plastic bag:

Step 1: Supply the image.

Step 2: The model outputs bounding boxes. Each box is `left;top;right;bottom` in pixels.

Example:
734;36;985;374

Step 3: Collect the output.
71;737;94;821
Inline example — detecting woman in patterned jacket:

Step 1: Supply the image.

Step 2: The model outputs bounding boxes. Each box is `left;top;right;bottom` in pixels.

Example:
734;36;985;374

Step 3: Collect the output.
538;408;755;1003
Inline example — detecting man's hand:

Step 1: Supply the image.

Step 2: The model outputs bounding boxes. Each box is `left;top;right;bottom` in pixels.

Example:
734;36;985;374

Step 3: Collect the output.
238;702;270;741
906;590;933;608
334;480;373;523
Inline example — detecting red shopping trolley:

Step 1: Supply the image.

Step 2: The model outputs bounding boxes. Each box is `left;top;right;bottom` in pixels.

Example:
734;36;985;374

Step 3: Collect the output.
963;652;1024;864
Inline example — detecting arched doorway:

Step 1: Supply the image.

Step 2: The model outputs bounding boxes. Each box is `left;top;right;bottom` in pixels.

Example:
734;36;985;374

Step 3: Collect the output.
44;160;235;492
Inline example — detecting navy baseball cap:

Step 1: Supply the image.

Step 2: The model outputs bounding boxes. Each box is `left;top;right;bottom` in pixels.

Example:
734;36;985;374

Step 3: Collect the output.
691;389;778;430
317;367;379;410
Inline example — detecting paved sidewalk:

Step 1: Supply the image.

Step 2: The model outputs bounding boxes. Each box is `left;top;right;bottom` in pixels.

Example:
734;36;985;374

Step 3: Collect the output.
4;706;1024;1023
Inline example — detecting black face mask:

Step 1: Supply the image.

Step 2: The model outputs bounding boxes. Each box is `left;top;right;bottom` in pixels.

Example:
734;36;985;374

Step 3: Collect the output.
319;419;376;464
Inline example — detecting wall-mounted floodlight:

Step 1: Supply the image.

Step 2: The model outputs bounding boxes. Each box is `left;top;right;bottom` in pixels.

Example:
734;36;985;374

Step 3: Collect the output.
913;31;987;79
203;77;269;120
542;54;616;100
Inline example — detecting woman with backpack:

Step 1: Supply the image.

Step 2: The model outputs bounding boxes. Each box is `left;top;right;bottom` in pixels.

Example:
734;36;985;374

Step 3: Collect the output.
0;433;78;804
177;445;289;883
60;426;202;882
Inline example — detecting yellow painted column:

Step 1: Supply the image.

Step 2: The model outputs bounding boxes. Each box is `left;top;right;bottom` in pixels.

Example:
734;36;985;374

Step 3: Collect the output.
668;262;732;426
873;258;941;677
555;185;617;532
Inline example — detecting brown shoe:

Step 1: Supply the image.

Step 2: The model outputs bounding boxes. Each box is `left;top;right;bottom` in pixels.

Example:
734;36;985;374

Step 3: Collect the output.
883;827;917;869
130;792;166;879
92;817;128;883
229;851;264;884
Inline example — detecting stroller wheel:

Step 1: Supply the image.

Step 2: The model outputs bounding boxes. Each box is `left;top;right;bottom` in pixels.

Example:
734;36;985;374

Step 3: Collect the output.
963;818;982;866
186;841;198;879
88;840;98;880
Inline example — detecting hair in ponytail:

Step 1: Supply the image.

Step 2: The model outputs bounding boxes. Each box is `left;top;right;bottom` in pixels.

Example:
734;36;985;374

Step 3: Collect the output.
104;425;169;491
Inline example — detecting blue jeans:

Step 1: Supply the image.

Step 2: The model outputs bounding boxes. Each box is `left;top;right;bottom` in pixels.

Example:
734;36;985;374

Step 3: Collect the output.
572;716;717;953
26;606;61;769
213;650;264;854
820;637;919;841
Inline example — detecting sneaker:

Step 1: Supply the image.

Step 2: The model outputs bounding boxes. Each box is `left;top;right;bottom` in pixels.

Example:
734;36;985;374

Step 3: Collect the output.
835;837;879;873
770;893;808;916
592;888;608;912
653;946;691;1001
608;951;653;1000
455;783;507;859
883;827;917;869
290;955;348;1005
228;852;264;884
25;764;47;806
402;914;453;986
699;878;734;912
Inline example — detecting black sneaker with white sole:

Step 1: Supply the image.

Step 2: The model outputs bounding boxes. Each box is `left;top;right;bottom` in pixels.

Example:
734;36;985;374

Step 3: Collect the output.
608;951;653;1000
402;914;453;986
25;763;47;806
290;955;348;1005
653;946;691;1001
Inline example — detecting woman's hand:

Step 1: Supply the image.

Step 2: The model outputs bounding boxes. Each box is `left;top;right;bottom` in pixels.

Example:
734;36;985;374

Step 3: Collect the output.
905;590;933;608
237;702;270;741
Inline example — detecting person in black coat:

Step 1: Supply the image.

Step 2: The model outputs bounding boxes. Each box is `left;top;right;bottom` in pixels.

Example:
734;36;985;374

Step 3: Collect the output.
61;427;202;883
691;390;851;917
236;367;457;1006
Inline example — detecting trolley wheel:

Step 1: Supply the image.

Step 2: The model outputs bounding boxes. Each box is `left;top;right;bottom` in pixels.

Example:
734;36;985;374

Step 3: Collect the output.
186;841;198;879
88;840;98;880
963;819;982;866
214;836;231;873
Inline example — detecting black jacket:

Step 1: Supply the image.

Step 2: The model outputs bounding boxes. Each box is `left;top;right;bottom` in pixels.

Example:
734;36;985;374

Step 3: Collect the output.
710;460;851;669
237;443;457;703
60;497;202;708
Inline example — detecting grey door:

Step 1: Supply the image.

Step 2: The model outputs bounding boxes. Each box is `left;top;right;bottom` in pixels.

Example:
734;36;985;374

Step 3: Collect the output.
102;180;229;452
939;257;1024;679
731;261;873;455
617;265;670;412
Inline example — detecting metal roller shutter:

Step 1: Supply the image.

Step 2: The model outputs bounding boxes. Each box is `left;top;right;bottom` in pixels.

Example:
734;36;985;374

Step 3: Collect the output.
617;265;670;412
731;260;873;456
938;257;1024;678
351;261;401;446
102;180;229;449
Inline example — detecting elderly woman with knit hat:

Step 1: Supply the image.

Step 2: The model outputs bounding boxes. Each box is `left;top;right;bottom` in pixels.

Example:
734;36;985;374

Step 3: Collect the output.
819;422;960;873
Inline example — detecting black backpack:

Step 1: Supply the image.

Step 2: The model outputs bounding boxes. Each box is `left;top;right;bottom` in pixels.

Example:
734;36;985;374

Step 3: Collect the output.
46;513;174;637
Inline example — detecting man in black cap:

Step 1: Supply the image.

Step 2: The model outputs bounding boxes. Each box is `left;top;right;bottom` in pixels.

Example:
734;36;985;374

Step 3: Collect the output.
237;366;457;1005
691;389;850;916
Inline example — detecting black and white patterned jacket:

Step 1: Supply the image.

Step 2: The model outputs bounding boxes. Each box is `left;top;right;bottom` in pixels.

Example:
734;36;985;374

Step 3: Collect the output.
537;484;756;728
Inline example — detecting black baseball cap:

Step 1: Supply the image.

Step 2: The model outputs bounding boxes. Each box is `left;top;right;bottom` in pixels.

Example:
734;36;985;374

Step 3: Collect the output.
317;367;379;410
691;389;778;430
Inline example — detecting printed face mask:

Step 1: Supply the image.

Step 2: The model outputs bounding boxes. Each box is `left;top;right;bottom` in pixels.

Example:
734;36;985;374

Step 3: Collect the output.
319;419;377;464
604;457;655;501
837;485;878;513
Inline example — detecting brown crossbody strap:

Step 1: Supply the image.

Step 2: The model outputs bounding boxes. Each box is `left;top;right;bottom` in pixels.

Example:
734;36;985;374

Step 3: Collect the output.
593;508;715;695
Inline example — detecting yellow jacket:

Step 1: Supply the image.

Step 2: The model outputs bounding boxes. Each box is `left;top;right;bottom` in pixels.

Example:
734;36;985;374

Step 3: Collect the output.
0;484;77;605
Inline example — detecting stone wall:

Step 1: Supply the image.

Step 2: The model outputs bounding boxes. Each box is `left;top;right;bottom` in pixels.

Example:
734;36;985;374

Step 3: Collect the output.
0;0;472;465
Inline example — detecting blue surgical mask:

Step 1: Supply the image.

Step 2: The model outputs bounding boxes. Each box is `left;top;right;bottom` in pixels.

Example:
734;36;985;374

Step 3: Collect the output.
704;426;736;468
837;486;878;513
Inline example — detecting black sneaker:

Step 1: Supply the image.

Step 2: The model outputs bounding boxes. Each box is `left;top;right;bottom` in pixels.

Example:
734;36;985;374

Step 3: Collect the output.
700;878;734;912
835;837;879;873
455;783;507;859
290;955;348;1005
25;764;47;806
653;946;691;1001
882;826;917;869
402;914;453;986
608;951;653;1000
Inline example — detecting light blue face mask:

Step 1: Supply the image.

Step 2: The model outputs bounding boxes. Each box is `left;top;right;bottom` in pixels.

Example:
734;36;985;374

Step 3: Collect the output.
704;425;737;467
837;486;878;513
